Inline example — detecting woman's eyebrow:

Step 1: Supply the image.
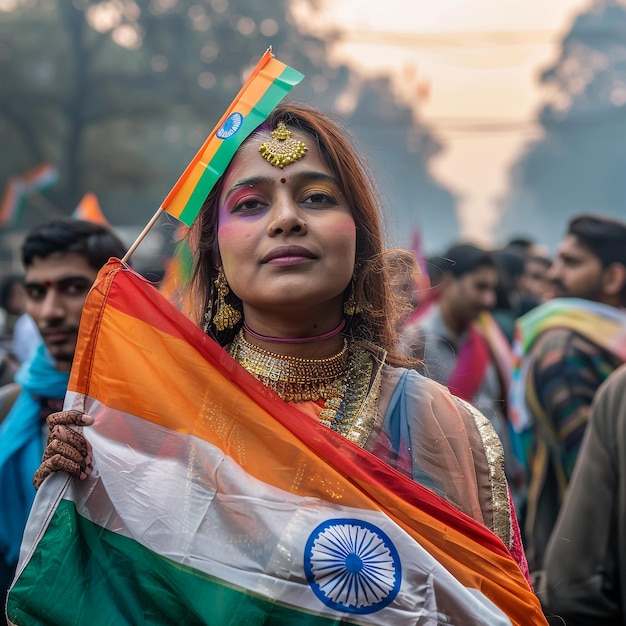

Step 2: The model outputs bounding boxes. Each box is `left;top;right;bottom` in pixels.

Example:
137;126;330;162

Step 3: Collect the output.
291;172;339;186
224;176;273;201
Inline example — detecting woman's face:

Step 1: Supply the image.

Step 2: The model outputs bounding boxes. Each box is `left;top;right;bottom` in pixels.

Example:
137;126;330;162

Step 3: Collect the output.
216;127;356;323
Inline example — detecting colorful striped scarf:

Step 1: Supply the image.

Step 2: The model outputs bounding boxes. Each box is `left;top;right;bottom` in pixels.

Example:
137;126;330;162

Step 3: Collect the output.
510;298;626;435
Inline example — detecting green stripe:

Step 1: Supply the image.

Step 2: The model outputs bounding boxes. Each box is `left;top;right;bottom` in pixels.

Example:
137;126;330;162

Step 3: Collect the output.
7;500;344;626
177;67;304;226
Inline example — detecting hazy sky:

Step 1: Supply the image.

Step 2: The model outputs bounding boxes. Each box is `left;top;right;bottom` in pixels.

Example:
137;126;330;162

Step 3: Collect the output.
295;0;589;246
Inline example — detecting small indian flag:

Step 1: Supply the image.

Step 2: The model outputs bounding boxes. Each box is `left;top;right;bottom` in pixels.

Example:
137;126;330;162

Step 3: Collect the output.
72;192;110;225
21;163;59;193
0;177;25;227
161;48;304;227
7;260;547;625
0;163;59;227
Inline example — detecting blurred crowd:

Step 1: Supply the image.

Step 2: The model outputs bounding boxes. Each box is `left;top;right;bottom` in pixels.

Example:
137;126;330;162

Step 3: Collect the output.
1;211;625;625
392;214;626;624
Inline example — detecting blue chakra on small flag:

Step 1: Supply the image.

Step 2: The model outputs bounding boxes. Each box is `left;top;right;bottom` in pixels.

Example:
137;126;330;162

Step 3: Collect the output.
304;518;401;614
216;112;243;139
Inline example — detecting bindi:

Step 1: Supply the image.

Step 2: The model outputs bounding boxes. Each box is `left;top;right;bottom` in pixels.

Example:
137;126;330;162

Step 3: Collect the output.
280;178;286;184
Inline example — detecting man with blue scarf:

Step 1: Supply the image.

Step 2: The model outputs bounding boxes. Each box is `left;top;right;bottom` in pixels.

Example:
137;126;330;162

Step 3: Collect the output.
0;219;126;617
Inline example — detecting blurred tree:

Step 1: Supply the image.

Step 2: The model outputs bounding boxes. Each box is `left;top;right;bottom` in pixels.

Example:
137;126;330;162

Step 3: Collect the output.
501;0;626;249
0;0;456;251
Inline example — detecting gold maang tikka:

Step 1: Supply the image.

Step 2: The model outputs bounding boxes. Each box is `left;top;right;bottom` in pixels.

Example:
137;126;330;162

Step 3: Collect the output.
259;121;307;168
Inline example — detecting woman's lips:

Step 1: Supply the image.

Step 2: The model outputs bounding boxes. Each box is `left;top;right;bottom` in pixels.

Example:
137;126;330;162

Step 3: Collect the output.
262;246;317;264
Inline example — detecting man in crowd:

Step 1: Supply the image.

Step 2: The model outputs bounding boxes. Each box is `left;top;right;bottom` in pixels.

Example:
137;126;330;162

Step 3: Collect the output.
542;363;626;625
0;219;126;619
510;214;626;576
519;246;552;306
400;243;524;504
0;274;40;366
504;238;552;308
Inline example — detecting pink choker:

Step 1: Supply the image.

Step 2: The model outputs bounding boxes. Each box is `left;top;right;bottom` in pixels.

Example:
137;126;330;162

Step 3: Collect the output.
243;319;346;344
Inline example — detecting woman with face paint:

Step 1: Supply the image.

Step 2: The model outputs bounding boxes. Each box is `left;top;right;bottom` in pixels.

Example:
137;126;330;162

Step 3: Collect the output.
29;102;547;624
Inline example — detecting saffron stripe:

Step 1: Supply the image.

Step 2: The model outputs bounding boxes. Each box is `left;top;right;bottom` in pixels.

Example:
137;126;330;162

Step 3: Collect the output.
0;178;24;226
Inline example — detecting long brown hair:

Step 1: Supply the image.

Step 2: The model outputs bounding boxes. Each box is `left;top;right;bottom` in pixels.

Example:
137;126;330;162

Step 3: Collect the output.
186;102;405;360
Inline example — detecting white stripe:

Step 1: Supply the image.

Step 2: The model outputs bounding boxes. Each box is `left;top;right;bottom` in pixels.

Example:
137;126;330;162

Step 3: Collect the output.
22;392;511;625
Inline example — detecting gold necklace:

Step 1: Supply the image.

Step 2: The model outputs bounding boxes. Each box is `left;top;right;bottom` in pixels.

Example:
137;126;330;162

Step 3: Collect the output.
228;330;380;446
229;331;348;403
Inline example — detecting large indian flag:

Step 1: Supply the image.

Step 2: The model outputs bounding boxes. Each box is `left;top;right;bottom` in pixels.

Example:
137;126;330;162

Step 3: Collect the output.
7;260;547;625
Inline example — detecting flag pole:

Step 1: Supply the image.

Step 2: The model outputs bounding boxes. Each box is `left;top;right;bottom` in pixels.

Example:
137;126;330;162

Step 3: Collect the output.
121;207;164;263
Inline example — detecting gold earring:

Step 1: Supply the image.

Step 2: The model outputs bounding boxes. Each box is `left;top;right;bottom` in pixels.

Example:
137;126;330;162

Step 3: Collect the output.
212;268;242;331
343;274;363;316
